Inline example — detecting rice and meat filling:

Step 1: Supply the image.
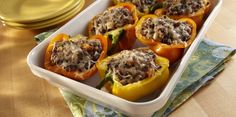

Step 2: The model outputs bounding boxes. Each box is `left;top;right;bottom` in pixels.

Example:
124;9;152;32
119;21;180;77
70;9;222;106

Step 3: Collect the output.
107;49;161;85
116;0;158;12
92;7;134;35
140;16;192;45
50;37;102;72
164;0;208;15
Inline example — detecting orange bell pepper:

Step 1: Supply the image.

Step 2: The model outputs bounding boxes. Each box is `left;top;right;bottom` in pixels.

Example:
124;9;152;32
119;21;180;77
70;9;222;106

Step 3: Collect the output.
155;0;210;28
135;15;197;63
44;33;108;81
88;3;139;55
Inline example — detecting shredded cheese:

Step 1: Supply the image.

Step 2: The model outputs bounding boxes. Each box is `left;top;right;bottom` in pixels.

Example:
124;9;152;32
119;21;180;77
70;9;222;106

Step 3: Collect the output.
106;49;161;85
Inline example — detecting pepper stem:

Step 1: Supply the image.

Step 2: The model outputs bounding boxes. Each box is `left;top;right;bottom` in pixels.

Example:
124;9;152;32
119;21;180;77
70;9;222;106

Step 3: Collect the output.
107;29;124;55
150;3;163;13
96;76;113;89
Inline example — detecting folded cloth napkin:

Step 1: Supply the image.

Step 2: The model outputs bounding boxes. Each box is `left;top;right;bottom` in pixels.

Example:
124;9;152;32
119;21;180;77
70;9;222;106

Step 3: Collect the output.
35;32;235;117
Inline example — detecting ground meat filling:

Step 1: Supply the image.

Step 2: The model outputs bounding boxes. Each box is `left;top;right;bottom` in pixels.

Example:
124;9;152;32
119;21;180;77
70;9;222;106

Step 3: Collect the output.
92;7;134;35
50;38;102;72
117;0;158;12
140;16;192;45
106;49;161;86
164;0;207;15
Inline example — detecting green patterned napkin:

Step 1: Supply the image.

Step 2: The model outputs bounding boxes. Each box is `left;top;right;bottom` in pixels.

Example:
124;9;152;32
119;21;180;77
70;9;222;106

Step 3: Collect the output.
35;32;235;117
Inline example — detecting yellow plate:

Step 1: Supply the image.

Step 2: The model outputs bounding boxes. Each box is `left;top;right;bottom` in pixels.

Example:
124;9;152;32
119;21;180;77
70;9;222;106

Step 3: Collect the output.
0;0;81;23
2;0;85;29
3;0;83;26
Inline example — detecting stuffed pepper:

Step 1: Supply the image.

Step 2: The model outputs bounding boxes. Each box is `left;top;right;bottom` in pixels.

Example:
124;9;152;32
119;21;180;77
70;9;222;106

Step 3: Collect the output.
88;3;139;54
44;33;107;81
135;15;197;63
113;0;163;15
155;0;210;28
96;48;169;101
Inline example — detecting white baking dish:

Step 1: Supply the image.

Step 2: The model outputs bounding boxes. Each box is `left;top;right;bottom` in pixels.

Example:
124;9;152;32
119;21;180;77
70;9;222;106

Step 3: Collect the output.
27;0;222;116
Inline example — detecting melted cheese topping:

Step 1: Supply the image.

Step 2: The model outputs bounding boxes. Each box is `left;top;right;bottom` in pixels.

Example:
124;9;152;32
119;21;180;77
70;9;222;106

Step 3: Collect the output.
107;49;161;85
92;7;134;35
51;37;102;72
140;16;192;45
164;0;208;15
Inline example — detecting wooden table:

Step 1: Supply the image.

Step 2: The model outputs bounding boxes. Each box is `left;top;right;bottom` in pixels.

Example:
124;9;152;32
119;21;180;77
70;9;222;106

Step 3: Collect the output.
0;0;235;117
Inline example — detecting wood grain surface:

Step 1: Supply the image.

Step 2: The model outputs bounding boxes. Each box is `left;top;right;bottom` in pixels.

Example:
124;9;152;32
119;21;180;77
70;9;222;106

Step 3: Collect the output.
0;0;235;117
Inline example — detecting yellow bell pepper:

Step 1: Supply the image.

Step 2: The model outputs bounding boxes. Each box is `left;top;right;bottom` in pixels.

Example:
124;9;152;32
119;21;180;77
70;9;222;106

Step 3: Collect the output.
96;48;169;101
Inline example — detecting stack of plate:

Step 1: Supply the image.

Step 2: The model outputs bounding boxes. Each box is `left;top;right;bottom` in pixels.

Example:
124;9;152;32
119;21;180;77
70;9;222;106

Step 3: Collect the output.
0;0;85;29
